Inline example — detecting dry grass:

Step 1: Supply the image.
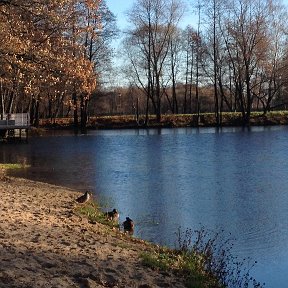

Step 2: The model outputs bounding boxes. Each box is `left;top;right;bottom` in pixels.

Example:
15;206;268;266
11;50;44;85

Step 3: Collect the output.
38;111;288;129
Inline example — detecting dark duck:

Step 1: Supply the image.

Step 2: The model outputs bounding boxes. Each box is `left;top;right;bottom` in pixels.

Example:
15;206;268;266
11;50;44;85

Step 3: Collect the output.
76;191;90;204
123;217;134;234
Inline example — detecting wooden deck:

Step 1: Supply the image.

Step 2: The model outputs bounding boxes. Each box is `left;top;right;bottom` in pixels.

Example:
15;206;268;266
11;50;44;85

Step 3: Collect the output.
0;113;30;142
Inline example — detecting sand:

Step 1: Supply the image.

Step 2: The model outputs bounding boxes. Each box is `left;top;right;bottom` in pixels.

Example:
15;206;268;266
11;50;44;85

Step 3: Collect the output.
0;172;187;288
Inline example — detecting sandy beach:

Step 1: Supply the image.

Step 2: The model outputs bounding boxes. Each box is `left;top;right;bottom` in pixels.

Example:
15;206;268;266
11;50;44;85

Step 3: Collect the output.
0;172;187;288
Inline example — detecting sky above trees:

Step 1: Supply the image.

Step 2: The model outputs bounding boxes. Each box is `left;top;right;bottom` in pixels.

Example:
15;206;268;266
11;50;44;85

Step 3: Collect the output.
105;0;288;32
106;0;193;37
106;0;134;30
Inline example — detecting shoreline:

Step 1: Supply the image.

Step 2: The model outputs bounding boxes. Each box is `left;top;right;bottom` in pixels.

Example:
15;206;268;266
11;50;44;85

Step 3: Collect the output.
0;173;187;288
38;112;288;130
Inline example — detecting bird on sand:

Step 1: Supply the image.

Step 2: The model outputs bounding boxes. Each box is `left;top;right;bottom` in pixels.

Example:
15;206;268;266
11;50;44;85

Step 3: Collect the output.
105;208;119;221
123;217;134;234
76;191;91;204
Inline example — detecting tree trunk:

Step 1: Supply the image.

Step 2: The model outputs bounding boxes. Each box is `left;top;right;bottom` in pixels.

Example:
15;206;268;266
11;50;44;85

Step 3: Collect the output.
34;98;40;127
170;42;178;114
6;91;14;114
213;0;220;126
183;50;189;114
155;74;161;122
73;92;78;132
80;95;88;134
30;97;35;126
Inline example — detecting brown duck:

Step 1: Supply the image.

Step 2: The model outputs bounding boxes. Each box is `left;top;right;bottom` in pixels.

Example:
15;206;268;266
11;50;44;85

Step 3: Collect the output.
105;208;119;221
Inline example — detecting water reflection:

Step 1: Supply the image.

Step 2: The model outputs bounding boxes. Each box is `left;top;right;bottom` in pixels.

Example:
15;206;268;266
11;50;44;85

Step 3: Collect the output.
1;126;288;287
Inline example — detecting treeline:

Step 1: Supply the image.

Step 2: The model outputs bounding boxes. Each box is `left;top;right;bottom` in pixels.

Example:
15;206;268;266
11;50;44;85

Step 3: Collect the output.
1;0;288;128
121;0;288;126
88;85;215;117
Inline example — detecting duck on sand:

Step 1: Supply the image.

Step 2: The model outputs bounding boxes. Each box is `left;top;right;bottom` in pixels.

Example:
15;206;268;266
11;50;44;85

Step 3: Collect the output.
75;191;91;204
104;208;119;221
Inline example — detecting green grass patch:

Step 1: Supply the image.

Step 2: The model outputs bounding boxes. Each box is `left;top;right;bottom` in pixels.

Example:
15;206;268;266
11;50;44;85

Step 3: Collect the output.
74;200;120;229
140;247;220;288
0;163;30;170
141;248;177;271
140;227;264;288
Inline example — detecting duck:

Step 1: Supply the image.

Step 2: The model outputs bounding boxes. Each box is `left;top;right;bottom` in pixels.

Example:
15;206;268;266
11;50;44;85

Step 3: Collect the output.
123;217;134;234
76;191;91;204
105;208;119;221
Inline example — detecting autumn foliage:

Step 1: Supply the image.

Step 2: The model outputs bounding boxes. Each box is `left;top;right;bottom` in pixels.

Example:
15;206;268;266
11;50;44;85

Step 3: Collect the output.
0;0;100;128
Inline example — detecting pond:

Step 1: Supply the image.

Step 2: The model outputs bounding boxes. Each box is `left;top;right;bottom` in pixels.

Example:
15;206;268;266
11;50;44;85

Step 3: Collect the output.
1;126;288;287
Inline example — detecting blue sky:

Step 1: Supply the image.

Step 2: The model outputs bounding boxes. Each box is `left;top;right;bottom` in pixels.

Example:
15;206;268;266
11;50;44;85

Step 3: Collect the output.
106;0;194;32
106;0;288;33
106;0;135;31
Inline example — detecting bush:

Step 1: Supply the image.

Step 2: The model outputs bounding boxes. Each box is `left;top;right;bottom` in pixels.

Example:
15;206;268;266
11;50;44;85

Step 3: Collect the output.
175;227;264;288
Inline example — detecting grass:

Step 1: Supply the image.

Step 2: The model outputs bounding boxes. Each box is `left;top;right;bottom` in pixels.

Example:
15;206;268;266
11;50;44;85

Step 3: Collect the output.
39;110;288;130
74;200;120;229
141;247;181;271
139;227;264;288
140;247;220;288
0;163;30;170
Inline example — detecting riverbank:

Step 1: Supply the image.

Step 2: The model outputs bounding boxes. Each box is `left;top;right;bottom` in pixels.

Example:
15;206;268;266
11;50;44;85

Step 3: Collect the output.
0;172;189;288
38;111;288;130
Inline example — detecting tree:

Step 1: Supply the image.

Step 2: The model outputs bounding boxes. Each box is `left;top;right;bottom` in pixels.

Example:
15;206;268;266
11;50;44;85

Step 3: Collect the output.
195;1;202;125
197;0;288;125
0;0;99;127
166;26;183;114
254;0;288;113
124;0;185;123
182;26;197;114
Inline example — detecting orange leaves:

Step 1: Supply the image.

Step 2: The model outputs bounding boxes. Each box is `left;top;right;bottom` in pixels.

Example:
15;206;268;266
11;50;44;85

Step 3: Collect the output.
0;0;101;104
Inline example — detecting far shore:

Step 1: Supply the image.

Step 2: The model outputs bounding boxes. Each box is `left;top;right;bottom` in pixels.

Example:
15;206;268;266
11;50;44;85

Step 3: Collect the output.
37;112;288;130
0;171;188;288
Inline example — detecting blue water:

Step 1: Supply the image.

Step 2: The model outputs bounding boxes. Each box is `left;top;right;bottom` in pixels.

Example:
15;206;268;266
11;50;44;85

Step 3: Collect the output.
2;126;288;287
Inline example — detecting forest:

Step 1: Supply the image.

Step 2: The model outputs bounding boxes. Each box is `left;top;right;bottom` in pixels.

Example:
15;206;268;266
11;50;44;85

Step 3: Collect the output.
1;0;288;130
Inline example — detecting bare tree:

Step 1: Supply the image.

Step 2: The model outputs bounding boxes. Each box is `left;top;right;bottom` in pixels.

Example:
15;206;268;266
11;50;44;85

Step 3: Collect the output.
182;26;197;114
196;0;288;125
195;2;202;124
254;0;288;113
166;26;183;114
124;0;185;123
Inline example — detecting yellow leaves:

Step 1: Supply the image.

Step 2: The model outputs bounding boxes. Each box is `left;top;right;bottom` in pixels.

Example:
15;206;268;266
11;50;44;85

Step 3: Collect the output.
83;0;101;11
0;0;100;103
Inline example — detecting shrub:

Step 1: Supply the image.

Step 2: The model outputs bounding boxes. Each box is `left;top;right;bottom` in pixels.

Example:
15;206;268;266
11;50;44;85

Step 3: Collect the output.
175;227;264;288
